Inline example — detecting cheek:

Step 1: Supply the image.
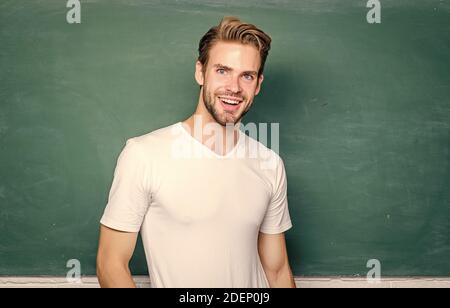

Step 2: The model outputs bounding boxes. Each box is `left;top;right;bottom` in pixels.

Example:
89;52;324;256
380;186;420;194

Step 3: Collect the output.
243;84;258;98
205;79;223;93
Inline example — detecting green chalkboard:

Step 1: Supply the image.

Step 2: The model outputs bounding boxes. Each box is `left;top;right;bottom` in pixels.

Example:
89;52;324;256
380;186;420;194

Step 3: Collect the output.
0;0;449;277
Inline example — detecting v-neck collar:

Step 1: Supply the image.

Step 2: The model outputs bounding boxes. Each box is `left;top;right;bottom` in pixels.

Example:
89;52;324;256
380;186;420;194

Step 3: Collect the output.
177;121;243;159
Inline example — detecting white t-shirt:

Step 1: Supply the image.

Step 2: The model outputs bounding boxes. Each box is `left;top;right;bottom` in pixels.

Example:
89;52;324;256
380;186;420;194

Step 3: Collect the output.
100;122;293;288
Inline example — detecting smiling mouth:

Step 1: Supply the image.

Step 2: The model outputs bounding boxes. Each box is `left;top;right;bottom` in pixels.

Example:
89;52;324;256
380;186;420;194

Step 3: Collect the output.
219;97;243;105
218;96;243;111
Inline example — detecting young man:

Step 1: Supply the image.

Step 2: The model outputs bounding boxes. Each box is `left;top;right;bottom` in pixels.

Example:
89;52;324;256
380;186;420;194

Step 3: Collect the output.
97;16;295;288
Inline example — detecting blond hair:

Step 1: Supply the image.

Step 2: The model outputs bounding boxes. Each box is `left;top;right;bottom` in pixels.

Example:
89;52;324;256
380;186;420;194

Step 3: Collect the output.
198;16;272;76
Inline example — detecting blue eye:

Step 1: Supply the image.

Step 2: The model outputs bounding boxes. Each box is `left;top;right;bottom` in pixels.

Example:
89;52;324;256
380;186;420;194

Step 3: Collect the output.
217;69;226;74
243;74;254;81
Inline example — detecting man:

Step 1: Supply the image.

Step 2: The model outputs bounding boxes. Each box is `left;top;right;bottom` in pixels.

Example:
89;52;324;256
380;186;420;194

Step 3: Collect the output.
97;16;295;288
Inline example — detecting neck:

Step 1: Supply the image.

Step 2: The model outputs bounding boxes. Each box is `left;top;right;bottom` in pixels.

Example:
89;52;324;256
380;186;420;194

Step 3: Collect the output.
181;102;241;156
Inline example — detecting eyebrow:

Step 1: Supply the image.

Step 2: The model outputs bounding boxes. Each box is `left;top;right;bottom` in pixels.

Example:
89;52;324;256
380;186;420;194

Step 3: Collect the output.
213;64;258;76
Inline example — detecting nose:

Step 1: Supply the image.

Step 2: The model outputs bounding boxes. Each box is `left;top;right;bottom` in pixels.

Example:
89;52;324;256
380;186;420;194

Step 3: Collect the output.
225;75;242;94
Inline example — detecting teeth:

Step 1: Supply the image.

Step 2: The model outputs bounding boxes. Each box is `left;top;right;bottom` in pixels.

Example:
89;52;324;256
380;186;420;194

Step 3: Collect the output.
220;98;241;105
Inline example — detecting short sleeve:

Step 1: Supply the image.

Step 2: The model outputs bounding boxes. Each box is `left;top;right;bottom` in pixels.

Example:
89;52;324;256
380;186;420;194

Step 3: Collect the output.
259;156;293;234
100;138;151;232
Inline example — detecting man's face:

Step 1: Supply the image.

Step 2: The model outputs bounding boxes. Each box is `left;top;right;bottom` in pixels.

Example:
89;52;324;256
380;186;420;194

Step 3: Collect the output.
195;41;264;126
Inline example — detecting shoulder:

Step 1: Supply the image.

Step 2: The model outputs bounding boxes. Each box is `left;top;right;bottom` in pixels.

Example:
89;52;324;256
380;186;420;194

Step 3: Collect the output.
239;131;286;194
240;130;284;167
126;122;180;152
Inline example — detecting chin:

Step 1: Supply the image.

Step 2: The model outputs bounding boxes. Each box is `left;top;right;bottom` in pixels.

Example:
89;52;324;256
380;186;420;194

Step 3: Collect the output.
221;114;242;126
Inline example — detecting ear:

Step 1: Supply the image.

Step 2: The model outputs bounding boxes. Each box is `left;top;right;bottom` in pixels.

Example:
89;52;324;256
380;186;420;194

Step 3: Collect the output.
254;74;264;96
195;61;205;86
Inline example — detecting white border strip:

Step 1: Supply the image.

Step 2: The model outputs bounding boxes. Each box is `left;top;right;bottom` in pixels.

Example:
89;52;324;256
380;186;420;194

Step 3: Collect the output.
1;276;450;288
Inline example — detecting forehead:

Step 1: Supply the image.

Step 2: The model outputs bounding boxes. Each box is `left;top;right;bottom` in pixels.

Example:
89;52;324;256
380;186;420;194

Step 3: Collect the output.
208;41;260;72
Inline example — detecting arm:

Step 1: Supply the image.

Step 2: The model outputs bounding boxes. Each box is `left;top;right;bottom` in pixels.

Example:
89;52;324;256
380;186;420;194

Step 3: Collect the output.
258;232;296;288
96;224;138;288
